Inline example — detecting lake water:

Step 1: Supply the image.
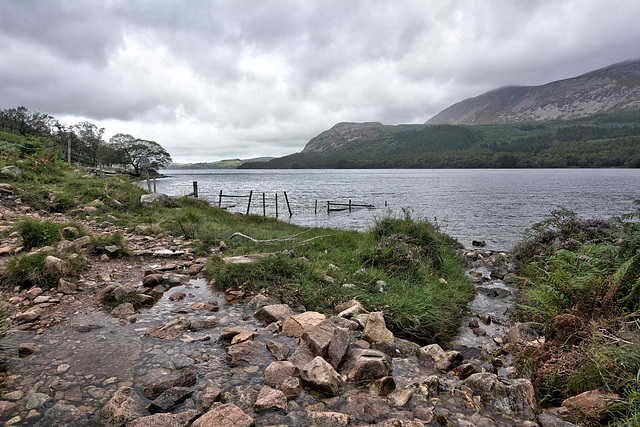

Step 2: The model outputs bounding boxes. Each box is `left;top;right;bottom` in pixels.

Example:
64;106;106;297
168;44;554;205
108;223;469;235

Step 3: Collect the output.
155;169;640;250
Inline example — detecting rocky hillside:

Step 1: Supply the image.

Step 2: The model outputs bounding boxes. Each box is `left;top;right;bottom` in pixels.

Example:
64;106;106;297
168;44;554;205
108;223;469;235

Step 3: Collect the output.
427;59;640;125
302;122;384;153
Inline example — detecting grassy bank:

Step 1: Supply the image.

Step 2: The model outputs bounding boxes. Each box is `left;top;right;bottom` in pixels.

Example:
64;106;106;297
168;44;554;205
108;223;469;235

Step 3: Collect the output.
512;207;640;425
0;144;475;345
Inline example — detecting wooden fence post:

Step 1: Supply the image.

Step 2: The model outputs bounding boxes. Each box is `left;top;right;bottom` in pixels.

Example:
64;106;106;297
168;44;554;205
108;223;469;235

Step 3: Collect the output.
349;199;352;213
275;193;279;218
193;181;198;198
315;199;318;215
262;193;266;217
284;191;292;216
218;190;223;208
246;190;253;215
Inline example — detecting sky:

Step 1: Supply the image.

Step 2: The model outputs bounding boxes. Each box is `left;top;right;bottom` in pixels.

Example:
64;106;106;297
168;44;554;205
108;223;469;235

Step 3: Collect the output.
1;0;640;163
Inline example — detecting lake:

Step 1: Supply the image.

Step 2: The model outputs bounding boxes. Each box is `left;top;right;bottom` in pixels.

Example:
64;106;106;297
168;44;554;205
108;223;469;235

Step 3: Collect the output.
155;169;640;250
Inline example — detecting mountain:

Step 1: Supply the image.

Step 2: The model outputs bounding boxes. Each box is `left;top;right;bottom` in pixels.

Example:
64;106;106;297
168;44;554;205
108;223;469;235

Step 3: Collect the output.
163;157;274;169
302;122;384;153
427;59;640;125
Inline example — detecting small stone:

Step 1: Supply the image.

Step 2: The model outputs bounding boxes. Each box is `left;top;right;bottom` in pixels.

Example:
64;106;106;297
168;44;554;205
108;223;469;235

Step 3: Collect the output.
254;386;287;412
57;364;70;373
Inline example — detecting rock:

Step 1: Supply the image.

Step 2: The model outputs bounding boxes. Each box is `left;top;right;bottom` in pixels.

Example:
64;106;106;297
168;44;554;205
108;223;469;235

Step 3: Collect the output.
95;387;146;426
264;361;299;387
307;411;352;427
254;304;294;324
266;340;291;361
128;410;201;427
1;166;22;177
374;419;427;426
133;225;149;234
226;341;264;367
453;363;478;380
140;193;171;205
372;376;396;395
561;390;618;423
300;356;342;396
189;316;219;331
282;311;327;338
387;388;413;406
537;408;578;427
148;387;193;413
361;312;394;343
169;292;186;301
465;373;537;420
145;315;191;339
40;402;88;427
289;343;316;371
505;323;540;344
416;344;462;371
327;327;350;369
342;348;393;381
25;392;51;410
277;376;304;399
58;279;77;294
472;240;487;247
111;303;136;317
142;369;197;399
247;294;278;310
15;307;43;323
18;343;36;356
73;235;91;249
254;386;287;412
302;319;339;357
44;255;69;276
196;387;221;411
230;331;255;345
191;403;255;427
344;396;390;424
112;284;136;302
142;273;164;287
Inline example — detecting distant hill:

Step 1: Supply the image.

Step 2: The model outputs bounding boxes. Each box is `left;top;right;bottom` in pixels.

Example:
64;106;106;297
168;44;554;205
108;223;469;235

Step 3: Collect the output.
164;157;274;169
427;59;640;125
239;110;640;169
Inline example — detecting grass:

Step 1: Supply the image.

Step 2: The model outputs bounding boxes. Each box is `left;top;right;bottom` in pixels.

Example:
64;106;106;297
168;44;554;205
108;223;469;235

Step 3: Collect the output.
2;250;86;289
0;144;475;345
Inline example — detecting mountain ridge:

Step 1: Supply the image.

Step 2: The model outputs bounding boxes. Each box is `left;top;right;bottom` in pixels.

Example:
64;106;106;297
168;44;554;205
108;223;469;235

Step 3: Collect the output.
426;59;640;125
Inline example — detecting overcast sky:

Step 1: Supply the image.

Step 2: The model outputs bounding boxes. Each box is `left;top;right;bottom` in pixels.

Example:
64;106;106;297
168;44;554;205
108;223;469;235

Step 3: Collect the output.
1;0;639;163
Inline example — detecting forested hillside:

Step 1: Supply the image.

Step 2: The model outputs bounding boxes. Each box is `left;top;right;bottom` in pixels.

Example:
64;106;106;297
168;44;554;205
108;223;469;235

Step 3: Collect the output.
240;110;640;169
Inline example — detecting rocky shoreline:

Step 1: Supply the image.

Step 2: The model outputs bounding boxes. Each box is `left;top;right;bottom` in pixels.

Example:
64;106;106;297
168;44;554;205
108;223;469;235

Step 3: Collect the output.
0;191;588;426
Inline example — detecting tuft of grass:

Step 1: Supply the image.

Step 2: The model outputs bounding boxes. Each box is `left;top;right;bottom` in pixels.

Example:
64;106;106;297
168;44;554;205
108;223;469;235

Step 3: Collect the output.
2;250;86;289
88;233;130;257
15;217;64;250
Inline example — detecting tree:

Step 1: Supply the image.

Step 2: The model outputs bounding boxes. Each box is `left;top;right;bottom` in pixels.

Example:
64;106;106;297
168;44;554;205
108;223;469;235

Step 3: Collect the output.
0;106;57;137
72;121;105;166
107;133;172;174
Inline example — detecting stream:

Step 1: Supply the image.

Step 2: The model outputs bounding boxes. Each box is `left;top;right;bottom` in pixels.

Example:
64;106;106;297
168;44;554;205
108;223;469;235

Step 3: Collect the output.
1;252;519;426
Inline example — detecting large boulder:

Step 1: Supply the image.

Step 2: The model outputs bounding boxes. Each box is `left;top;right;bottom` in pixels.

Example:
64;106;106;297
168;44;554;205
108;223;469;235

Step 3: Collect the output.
327;327;350;369
40;402;89;427
0;166;22;177
44;255;70;276
147;387;193;413
464;373;537;421
300;356;342;396
225;341;265;367
341;349;393;382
